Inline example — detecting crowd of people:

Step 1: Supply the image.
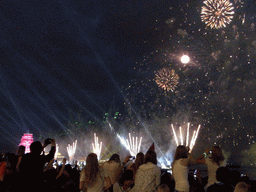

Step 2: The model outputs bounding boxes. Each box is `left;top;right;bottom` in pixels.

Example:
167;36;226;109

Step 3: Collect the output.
0;138;255;192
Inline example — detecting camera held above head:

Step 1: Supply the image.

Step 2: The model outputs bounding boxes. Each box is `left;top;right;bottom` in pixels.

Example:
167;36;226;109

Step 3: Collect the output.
130;156;135;160
44;138;53;146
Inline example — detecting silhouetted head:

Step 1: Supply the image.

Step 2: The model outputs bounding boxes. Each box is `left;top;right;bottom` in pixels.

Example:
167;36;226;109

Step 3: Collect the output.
86;153;98;166
30;141;43;155
234;182;250;192
216;167;230;183
65;164;72;174
135;152;144;168
230;170;241;186
17;145;25;156
174;145;188;160
156;184;170;192
109;153;121;163
144;150;157;165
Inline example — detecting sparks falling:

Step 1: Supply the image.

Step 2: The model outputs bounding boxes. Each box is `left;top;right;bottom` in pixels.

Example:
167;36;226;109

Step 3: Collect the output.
201;0;235;29
92;133;102;160
67;140;77;162
117;133;142;157
171;123;201;152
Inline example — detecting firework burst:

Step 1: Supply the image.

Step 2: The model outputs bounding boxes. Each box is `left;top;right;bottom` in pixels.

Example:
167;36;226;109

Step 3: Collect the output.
201;0;235;29
155;68;179;92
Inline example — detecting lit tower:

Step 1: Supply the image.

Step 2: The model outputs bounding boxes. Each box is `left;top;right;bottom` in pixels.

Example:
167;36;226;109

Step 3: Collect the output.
19;133;34;154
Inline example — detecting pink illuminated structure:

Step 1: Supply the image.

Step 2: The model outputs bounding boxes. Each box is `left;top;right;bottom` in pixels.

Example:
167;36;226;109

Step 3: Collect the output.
19;133;34;154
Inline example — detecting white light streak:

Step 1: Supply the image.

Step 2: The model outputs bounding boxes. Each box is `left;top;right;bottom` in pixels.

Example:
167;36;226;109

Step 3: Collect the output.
92;133;102;160
54;144;59;160
117;133;142;156
171;123;201;152
171;124;179;146
67;140;77;162
179;127;183;145
186;123;190;147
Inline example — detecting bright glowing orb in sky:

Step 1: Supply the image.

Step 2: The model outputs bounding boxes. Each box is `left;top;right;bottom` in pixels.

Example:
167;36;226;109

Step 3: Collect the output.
181;55;190;64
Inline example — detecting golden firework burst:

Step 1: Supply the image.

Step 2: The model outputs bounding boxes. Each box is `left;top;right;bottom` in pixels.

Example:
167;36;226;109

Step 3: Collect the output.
155;68;179;92
201;0;235;29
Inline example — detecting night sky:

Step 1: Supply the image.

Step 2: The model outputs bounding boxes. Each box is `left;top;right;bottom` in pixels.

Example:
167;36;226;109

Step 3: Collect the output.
1;0;256;163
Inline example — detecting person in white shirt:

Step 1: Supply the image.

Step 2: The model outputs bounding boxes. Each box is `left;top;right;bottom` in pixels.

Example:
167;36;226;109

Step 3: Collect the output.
102;154;122;188
80;153;111;192
132;150;161;192
172;145;195;192
126;152;144;181
196;146;226;190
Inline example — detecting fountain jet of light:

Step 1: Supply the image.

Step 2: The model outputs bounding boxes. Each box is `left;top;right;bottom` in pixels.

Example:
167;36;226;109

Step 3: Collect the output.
190;125;201;152
189;131;197;151
54;144;59;160
92;133;102;160
186;123;190;147
171;123;201;152
179;126;183;145
171;124;179;146
118;133;142;157
67;140;77;162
